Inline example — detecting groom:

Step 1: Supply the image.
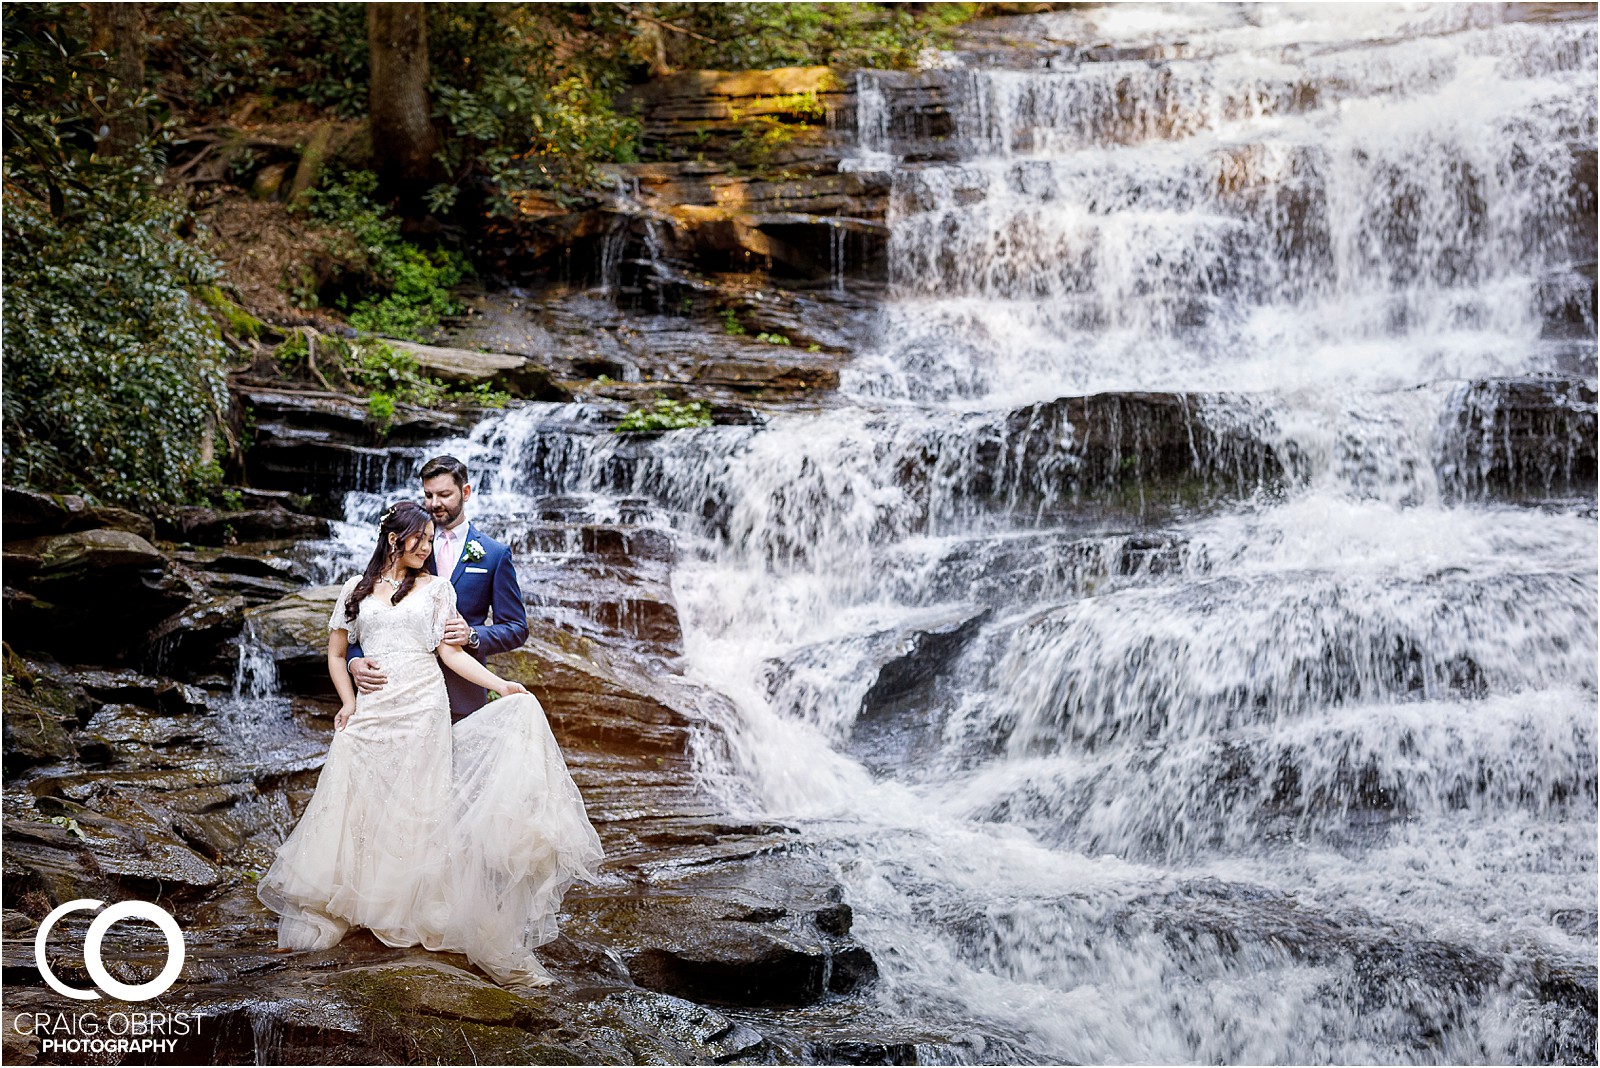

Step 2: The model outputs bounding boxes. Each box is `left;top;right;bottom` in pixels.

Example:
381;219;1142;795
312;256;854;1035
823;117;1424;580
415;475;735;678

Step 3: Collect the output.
348;454;530;719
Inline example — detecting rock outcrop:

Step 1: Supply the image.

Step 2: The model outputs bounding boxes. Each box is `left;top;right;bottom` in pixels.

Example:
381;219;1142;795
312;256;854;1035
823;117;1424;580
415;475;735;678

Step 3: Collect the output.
2;487;894;1065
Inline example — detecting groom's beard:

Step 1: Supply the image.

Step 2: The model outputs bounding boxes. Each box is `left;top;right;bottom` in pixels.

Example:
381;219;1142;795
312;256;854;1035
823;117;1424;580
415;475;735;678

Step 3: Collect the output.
429;501;464;529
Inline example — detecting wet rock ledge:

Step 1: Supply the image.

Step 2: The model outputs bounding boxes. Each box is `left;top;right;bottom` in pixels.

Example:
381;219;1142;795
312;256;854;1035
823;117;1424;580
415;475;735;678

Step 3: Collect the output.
0;485;906;1066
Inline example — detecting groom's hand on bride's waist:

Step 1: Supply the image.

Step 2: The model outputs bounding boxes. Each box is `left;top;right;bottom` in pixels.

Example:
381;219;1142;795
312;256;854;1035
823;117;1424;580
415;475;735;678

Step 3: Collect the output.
349;657;388;692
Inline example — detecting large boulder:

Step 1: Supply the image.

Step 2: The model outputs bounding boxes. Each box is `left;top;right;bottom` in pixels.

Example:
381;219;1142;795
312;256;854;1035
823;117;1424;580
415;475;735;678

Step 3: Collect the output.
158;505;329;546
242;585;342;694
493;634;696;756
2;487;156;542
3;528;202;665
563;851;877;1008
26;528;166;576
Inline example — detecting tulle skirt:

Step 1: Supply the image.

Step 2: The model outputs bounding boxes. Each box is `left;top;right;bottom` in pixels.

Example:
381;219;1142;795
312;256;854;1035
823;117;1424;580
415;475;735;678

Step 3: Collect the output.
258;686;603;986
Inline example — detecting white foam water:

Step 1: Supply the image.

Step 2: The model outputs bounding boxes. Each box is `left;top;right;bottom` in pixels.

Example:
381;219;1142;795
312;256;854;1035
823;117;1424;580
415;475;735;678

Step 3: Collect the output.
335;4;1596;1060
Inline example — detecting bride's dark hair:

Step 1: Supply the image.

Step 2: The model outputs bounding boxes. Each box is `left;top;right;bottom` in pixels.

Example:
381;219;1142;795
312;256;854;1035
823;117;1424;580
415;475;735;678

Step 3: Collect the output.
346;501;432;622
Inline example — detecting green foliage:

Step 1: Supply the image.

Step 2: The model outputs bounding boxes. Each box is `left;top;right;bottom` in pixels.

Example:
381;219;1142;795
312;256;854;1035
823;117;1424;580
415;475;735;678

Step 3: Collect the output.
3;6;232;508
615;398;713;433
429;6;641;209
2;4;166;218
755;332;791;345
342;339;445;407
645;4;979;71
47;815;87;841
456;382;512;409
367;391;397;436
2;192;233;506
144;3;369;119
720;308;747;336
308;170;470;341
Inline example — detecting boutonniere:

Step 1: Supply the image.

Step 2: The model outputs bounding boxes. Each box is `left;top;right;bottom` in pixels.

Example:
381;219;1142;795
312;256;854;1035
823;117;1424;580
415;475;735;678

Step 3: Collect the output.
463;539;486;563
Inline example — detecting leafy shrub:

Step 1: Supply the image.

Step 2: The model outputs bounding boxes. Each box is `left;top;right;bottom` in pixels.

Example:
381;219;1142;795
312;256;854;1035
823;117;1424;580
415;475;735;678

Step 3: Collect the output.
341;339;445;407
2;4;232;508
615;398;713;433
720;308;747;336
429;6;641;210
3;191;233;506
755;332;791;345
644;4;979;71
366;392;396;436
307;170;470;340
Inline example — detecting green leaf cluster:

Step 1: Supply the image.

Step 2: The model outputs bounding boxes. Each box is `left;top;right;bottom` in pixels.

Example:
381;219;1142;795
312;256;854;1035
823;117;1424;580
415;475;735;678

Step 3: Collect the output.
3;5;232;509
615;398;713;433
2;191;233;506
645;3;980;71
307;170;470;341
428;6;641;209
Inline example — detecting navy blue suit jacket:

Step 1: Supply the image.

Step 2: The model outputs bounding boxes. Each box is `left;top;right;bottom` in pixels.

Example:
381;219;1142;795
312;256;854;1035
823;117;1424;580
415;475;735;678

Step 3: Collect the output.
349;522;529;718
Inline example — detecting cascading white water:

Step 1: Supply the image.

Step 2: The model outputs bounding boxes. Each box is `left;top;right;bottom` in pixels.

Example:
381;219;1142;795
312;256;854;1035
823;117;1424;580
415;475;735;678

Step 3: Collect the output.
667;6;1595;1061
329;4;1596;1061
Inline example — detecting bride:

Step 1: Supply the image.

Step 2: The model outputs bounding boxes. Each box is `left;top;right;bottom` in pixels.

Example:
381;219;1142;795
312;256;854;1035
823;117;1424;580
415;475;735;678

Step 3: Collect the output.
257;501;603;987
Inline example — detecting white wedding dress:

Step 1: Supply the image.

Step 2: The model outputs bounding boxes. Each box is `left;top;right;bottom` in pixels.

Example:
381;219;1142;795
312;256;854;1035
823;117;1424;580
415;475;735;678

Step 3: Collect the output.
257;575;603;986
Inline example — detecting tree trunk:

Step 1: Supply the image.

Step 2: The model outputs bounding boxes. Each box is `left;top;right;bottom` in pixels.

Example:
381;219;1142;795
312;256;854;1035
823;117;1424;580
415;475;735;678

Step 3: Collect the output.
88;2;146;157
367;3;438;197
637;4;673;78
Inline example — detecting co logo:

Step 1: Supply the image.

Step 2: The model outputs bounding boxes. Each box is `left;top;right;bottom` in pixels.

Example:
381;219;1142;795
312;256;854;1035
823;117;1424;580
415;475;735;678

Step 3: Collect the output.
34;899;185;1002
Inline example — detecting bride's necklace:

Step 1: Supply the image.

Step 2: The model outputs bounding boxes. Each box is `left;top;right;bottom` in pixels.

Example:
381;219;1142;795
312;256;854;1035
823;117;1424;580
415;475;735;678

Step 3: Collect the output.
379;570;405;592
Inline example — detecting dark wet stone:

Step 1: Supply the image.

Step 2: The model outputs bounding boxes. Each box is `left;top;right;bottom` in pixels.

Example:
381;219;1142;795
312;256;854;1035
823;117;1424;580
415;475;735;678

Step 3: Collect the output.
1;659;87;774
493;639;696;756
147;594;251;676
3;536;210;664
159;505;330;546
1;487;157;542
1436;377;1598;502
71;669;208;715
566;852;877;1009
236;385;473;512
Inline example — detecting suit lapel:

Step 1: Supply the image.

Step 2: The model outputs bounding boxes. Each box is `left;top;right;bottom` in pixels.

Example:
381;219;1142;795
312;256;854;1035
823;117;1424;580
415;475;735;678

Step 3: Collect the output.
449;522;475;586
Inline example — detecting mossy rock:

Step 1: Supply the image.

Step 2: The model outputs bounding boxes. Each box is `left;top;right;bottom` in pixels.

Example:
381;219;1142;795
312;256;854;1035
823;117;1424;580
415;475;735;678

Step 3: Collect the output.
316;962;603;1064
1;652;88;772
198;284;270;341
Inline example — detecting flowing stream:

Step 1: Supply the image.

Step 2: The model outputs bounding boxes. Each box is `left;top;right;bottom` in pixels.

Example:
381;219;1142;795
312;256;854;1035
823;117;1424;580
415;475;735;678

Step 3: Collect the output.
331;5;1596;1062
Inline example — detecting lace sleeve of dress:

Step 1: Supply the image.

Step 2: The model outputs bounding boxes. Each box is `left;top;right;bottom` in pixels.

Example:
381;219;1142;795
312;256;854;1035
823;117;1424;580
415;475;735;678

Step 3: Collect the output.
427;578;459;652
328;577;360;640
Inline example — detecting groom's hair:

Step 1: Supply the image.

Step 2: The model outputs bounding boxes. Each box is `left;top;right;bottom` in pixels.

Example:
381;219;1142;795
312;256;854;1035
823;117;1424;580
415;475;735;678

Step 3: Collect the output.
420;454;469;488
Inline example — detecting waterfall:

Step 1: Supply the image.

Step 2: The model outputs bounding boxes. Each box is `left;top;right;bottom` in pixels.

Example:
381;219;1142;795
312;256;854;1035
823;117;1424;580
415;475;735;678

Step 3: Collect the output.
379;4;1594;1061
